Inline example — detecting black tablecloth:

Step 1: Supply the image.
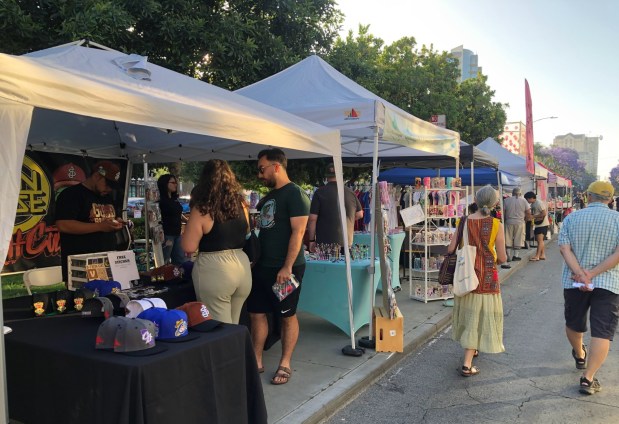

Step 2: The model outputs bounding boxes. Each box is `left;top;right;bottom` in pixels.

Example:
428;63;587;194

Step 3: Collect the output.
5;315;267;424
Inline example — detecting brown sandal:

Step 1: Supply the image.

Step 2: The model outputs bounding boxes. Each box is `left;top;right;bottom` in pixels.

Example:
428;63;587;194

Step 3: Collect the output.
271;366;292;385
460;365;480;377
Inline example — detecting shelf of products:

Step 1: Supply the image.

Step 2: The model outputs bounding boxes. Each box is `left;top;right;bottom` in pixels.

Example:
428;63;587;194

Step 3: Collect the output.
404;186;468;303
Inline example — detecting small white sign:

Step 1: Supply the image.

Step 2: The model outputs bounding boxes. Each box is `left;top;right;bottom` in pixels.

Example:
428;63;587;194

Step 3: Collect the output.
400;204;425;227
107;250;140;289
133;209;142;218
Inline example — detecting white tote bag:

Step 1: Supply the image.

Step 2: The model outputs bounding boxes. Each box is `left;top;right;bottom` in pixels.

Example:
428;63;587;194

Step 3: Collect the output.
453;219;479;297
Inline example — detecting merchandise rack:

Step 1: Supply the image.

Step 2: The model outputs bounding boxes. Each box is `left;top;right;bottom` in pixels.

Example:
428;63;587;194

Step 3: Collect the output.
406;186;468;303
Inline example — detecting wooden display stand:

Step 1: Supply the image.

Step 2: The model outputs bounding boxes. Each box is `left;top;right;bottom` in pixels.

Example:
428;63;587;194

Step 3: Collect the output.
373;306;404;353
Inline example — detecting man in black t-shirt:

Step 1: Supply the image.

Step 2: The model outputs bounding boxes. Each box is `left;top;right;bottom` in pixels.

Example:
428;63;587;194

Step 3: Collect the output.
307;163;363;251
247;148;310;386
55;160;125;283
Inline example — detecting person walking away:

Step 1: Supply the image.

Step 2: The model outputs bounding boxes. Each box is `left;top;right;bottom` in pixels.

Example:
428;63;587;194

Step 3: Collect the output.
524;191;549;261
558;181;619;395
307;163;363;252
501;187;532;269
247;148;310;385
55;161;125;284
448;185;508;377
181;160;251;324
158;174;187;265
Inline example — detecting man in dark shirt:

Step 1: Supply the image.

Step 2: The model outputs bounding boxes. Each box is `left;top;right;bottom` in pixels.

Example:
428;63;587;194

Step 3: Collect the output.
55;160;124;283
307;163;363;251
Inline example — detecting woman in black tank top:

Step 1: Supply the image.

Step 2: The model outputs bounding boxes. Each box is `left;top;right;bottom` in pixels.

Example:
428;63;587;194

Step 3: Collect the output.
182;160;251;324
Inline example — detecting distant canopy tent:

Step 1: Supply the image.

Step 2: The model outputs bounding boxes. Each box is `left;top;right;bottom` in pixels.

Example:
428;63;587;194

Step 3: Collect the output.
477;137;548;192
378;167;521;187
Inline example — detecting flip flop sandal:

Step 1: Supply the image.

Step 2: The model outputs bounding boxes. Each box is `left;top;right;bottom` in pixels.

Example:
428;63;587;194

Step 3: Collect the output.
271;366;292;385
572;344;587;369
258;367;264;373
459;365;480;377
530;257;540;261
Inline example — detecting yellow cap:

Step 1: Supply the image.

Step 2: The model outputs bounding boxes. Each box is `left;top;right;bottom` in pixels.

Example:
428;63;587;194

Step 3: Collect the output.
587;181;614;199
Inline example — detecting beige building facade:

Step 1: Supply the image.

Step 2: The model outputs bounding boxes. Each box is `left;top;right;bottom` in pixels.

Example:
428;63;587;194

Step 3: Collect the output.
553;133;599;177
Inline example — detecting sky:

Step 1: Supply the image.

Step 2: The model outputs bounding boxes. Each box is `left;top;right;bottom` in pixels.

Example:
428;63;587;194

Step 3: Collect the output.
335;0;619;180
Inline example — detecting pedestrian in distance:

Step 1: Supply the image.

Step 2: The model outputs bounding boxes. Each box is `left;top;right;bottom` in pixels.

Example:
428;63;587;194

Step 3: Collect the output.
306;163;363;252
448;185;508;377
524;191;549;261
157;174;187;266
558;180;619;395
181;160;251;324
247;148;310;385
501;187;532;269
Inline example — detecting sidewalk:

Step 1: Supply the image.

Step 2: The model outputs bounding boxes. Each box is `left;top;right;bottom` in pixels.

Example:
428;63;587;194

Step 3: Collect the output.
258;238;552;424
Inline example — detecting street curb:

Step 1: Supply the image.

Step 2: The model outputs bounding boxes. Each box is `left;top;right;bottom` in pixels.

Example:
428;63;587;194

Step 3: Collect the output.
287;234;558;424
278;307;451;424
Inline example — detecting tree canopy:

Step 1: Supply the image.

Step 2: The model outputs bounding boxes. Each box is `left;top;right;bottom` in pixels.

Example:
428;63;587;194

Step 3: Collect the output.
0;0;343;89
534;144;596;191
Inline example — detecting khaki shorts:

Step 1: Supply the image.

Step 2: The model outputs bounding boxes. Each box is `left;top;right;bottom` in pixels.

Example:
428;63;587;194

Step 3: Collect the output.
505;223;525;248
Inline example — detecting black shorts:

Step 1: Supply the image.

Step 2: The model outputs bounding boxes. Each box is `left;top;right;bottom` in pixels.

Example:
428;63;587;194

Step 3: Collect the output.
534;226;548;236
247;264;305;318
564;288;619;340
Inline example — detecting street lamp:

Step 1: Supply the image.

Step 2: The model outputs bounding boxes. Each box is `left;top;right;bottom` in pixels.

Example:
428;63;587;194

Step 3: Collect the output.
533;116;558;123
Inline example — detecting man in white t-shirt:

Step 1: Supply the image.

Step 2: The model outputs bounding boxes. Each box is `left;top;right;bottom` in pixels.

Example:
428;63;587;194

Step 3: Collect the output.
501;187;532;269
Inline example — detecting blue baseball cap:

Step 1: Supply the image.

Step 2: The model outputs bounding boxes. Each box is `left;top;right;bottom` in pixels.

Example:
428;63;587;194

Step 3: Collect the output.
84;280;122;297
137;308;198;343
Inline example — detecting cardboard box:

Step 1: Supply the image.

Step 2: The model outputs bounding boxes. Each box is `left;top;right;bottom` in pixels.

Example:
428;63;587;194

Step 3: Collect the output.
373;306;404;353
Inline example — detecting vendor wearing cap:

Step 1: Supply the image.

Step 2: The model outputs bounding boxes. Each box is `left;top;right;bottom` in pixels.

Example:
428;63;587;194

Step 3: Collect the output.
307;163;363;252
558;180;619;395
55;160;125;283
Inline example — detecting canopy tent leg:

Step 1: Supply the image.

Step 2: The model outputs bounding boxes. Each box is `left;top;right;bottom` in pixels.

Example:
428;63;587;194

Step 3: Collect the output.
358;127;380;350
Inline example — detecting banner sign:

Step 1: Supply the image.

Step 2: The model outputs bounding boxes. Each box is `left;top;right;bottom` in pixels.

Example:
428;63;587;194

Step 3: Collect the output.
2;151;128;274
524;79;535;174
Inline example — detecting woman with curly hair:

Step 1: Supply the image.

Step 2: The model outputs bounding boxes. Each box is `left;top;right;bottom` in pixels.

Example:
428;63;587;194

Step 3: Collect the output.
182;159;251;324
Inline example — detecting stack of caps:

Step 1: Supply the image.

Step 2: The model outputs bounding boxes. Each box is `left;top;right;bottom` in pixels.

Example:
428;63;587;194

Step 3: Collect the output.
125;298;167;318
137;307;198;342
95;316;168;355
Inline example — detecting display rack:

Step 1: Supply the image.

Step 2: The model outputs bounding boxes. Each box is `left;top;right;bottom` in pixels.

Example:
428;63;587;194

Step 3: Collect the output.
406;186;468;303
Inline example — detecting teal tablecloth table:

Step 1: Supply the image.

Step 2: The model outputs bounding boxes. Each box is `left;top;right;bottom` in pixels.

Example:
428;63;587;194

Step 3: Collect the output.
298;259;381;336
352;231;406;289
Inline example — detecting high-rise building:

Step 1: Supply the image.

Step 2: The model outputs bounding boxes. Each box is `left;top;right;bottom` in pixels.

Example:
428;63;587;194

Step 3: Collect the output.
499;122;527;155
450;45;482;82
553;133;599;177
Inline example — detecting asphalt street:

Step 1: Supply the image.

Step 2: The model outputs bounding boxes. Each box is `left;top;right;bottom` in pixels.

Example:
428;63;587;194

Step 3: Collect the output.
325;239;619;424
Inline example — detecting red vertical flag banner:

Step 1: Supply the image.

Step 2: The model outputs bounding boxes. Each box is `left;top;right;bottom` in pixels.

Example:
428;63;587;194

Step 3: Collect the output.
524;79;535;174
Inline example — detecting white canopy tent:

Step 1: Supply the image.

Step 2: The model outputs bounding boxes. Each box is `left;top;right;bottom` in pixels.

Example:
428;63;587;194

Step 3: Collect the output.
237;55;460;341
0;41;355;419
477;137;548;192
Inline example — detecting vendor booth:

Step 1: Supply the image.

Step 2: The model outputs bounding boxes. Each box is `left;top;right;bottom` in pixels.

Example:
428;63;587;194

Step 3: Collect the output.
237;55;460;341
0;41;353;423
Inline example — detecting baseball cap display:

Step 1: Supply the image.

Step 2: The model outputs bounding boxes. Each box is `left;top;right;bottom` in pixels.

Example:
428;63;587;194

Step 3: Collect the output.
125;298;167;318
84;280;122;297
81;297;114;319
93;160;121;188
111;317;168;356
587;181;614;199
324;163;336;177
176;302;223;332
137;307;198;342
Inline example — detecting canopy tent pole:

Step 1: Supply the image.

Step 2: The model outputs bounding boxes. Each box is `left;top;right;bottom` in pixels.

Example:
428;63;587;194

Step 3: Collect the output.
359;127;380;349
142;158;150;271
336;156;364;356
